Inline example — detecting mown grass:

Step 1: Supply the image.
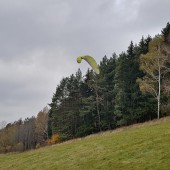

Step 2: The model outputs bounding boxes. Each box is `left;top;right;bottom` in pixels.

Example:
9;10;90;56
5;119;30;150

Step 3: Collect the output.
0;117;170;170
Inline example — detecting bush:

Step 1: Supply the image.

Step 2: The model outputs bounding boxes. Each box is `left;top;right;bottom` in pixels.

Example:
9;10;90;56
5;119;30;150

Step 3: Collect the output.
47;133;60;145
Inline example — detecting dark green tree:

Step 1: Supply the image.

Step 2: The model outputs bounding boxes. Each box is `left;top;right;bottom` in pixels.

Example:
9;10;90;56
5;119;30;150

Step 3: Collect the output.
99;54;117;129
162;22;170;43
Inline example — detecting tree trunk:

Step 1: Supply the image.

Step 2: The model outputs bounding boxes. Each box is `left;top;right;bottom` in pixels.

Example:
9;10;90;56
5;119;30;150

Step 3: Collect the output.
157;94;160;119
158;66;161;119
95;90;101;131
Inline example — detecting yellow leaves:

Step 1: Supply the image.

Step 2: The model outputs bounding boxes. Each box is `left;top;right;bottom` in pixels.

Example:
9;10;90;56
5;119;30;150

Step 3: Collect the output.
141;35;164;59
47;133;60;145
148;35;164;52
139;35;168;76
137;77;157;97
137;78;148;94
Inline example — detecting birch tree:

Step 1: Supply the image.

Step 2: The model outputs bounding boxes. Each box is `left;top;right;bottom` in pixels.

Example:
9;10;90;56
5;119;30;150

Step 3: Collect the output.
137;35;170;119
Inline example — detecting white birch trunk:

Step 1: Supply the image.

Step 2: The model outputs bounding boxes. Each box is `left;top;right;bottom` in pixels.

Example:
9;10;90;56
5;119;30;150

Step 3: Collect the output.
158;65;161;119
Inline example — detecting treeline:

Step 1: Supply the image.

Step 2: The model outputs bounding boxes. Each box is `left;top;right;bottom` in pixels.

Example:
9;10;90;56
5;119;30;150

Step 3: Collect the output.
48;23;170;140
0;23;170;153
0;108;48;153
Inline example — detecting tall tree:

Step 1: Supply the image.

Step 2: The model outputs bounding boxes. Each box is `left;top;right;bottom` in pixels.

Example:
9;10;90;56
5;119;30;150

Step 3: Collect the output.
161;22;170;43
99;54;117;129
137;35;170;119
48;70;84;140
114;41;142;125
35;108;48;145
85;70;103;131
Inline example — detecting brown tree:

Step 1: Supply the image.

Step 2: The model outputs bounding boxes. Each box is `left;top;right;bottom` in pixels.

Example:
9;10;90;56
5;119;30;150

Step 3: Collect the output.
35;107;49;145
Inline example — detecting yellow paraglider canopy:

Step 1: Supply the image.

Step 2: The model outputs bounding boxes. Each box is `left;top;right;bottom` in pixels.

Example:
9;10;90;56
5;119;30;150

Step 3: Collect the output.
77;55;100;74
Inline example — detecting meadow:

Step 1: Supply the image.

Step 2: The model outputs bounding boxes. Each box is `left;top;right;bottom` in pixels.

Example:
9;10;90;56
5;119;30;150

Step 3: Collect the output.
0;117;170;170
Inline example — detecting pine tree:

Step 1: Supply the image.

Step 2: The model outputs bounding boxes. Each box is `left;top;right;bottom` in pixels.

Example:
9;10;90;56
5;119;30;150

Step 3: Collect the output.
114;39;153;125
99;54;117;129
162;22;170;43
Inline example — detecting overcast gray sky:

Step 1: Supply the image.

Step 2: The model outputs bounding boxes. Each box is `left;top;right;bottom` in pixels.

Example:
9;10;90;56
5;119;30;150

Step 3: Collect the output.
0;0;170;123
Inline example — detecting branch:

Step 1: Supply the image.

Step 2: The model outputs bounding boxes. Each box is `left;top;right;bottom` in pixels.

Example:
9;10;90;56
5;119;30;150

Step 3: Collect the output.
143;61;159;81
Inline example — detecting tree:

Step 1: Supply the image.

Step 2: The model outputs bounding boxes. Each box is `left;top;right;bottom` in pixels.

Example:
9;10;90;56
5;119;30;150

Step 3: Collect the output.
19;117;36;150
48;70;84;140
85;69;102;131
114;41;143;126
0;121;7;129
137;35;170;119
161;22;170;43
99;54;117;129
161;23;170;115
35;108;48;145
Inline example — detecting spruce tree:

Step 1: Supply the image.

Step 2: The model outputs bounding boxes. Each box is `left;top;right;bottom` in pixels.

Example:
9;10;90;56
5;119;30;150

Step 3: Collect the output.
162;22;170;43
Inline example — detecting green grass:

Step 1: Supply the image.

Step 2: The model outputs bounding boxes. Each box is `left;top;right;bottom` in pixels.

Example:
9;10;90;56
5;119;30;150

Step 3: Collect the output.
1;117;170;170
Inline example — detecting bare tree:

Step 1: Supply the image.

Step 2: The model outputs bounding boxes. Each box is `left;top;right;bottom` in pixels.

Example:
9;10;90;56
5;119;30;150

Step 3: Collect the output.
35;108;48;145
0;121;7;129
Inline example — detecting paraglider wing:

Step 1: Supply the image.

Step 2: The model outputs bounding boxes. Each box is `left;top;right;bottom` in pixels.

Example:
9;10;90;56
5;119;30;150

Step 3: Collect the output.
77;56;82;63
77;55;100;74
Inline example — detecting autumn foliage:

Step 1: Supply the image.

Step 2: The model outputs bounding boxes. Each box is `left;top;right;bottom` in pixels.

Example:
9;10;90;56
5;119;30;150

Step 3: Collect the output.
47;133;60;145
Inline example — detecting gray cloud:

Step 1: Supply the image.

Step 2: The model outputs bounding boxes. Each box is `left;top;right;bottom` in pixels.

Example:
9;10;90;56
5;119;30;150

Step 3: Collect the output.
0;0;170;123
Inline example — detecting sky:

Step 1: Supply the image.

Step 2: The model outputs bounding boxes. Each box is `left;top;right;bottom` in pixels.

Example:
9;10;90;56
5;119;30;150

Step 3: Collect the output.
0;0;170;123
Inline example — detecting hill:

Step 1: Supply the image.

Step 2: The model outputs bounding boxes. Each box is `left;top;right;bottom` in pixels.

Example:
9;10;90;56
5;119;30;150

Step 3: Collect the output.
0;117;170;170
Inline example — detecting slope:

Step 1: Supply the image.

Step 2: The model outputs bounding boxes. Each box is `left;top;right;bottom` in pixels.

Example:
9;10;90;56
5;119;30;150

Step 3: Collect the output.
0;117;170;170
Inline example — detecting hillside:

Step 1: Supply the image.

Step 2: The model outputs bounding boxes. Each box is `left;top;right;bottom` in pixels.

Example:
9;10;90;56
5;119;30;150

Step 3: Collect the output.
0;117;170;170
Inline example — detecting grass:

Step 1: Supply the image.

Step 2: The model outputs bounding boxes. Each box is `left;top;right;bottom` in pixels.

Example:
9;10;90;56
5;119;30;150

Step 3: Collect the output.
0;117;170;170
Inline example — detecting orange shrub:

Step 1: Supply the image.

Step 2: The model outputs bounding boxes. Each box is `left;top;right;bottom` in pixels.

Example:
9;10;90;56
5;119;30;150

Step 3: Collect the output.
47;133;60;145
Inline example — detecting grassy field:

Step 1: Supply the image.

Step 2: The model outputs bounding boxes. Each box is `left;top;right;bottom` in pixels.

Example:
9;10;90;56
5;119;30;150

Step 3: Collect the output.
0;117;170;170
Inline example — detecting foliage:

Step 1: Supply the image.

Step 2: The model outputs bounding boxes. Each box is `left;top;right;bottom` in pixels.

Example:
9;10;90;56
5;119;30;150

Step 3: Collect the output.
0;108;48;153
161;22;170;43
47;133;60;145
137;35;170;119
